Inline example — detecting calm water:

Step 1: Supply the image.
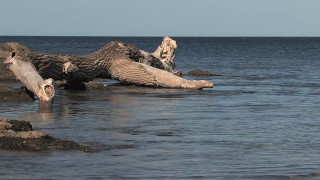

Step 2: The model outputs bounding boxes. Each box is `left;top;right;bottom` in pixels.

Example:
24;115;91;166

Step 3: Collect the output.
1;37;320;179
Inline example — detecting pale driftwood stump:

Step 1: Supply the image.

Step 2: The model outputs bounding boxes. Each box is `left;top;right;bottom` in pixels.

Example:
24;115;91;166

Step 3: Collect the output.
4;52;55;105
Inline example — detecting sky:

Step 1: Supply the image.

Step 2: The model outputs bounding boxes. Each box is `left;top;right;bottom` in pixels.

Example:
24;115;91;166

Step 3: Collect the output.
1;0;320;37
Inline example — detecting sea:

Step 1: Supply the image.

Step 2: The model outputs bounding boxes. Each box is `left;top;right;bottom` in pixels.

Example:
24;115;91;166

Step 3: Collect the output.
0;36;320;180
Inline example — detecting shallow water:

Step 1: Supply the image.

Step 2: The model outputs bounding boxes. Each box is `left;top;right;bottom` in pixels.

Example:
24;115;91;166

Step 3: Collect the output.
1;37;320;179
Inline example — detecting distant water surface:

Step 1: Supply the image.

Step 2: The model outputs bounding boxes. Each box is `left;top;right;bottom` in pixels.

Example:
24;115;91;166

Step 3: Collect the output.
0;37;320;179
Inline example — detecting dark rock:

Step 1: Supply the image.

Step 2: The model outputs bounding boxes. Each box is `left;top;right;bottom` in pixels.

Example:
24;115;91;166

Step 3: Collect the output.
63;81;107;90
187;70;213;76
53;80;67;89
0;84;34;102
84;81;108;90
0;118;96;152
0;135;95;152
8;120;32;132
0;61;16;82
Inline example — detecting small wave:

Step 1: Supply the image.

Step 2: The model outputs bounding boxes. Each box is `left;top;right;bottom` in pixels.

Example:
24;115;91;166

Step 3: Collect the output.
86;142;137;151
212;90;256;96
245;172;319;180
244;74;298;81
155;131;182;137
152;94;186;99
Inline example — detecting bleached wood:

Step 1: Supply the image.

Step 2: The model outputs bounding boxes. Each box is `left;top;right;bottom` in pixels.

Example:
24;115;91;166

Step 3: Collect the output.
4;52;54;103
109;58;213;89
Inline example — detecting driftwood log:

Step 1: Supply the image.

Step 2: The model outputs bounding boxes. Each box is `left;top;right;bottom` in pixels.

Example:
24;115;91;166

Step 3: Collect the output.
4;37;213;90
4;51;55;108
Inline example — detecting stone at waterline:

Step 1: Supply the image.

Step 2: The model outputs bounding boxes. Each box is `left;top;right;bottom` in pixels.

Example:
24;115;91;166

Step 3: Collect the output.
54;79;109;91
84;81;108;90
187;70;214;76
0;118;96;152
0;84;34;102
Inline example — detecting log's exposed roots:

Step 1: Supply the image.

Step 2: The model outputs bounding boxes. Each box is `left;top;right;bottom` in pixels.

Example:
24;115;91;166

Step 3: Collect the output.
4;51;55;103
152;36;177;73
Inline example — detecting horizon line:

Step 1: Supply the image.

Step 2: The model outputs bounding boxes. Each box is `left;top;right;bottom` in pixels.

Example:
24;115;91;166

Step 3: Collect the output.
1;35;320;38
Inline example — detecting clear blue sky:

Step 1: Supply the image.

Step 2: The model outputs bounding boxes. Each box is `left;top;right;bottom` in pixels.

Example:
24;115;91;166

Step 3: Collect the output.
1;0;320;36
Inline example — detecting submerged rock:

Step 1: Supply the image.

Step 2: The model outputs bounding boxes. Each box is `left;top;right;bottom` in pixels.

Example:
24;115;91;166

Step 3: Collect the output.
0;84;34;102
0;118;96;152
187;70;214;76
84;81;108;90
58;80;108;90
53;80;67;89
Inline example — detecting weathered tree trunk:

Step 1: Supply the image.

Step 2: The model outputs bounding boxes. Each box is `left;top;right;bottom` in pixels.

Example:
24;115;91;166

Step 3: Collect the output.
108;58;213;89
4;52;55;106
5;37;213;90
152;36;177;73
29;52;100;89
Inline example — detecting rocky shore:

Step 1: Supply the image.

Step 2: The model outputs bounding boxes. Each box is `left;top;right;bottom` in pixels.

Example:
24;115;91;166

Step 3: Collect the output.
0;118;96;152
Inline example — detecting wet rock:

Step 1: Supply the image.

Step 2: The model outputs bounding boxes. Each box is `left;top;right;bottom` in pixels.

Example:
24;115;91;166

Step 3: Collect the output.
0;118;96;152
59;80;107;90
53;80;67;89
84;81;108;90
187;70;213;76
0;84;34;102
8;120;33;132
